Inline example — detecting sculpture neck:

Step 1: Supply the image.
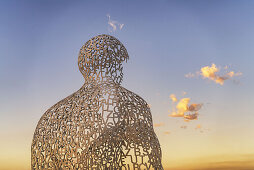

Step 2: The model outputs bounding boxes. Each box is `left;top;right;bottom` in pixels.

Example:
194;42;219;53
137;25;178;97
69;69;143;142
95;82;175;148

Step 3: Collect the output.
84;73;121;85
83;76;120;89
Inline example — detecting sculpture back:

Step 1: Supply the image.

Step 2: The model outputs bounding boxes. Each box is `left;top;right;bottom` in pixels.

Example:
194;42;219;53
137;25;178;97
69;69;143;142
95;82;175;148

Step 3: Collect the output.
31;35;163;169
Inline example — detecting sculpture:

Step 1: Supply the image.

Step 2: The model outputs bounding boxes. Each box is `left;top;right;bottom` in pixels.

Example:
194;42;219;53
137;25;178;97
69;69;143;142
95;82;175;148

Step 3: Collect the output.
31;34;163;169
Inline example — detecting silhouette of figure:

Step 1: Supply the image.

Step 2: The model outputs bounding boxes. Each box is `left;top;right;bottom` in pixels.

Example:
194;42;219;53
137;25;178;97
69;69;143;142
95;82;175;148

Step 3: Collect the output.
31;35;163;169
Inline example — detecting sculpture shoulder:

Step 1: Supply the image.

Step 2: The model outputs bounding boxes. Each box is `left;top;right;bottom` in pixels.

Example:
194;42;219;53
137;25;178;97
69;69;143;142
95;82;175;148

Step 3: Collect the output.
36;89;83;125
118;86;150;107
41;84;97;116
117;86;153;125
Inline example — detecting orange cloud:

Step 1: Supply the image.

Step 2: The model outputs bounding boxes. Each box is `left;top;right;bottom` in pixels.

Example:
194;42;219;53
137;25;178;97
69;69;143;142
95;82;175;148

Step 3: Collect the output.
154;123;164;127
196;124;201;129
200;63;232;85
168;94;202;121
170;94;178;102
188;104;203;112
184;112;198;120
180;125;187;129
169;98;189;118
200;63;218;79
186;63;242;85
170;111;185;117
164;131;170;135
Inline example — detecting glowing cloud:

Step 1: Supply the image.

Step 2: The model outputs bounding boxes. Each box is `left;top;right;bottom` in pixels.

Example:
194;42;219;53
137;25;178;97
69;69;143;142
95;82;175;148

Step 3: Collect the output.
107;14;124;32
168;94;203;122
186;63;242;85
170;111;184;117
176;98;190;116
200;63;218;79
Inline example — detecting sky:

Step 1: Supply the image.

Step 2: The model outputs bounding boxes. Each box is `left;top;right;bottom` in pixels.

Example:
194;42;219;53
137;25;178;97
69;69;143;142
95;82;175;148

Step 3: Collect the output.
0;0;254;169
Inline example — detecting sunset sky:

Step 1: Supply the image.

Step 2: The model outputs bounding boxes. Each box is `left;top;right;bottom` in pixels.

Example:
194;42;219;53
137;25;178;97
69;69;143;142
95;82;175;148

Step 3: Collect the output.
1;0;254;169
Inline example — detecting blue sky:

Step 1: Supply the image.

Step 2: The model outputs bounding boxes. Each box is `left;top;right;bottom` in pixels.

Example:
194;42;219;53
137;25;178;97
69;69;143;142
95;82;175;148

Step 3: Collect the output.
0;0;254;169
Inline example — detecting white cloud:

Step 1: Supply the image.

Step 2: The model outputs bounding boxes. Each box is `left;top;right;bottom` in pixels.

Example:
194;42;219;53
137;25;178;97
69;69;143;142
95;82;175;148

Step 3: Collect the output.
119;23;124;30
107;14;124;32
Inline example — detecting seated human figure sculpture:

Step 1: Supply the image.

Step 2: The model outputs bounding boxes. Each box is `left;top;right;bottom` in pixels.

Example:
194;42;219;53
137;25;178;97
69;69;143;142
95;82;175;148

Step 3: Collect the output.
31;34;163;169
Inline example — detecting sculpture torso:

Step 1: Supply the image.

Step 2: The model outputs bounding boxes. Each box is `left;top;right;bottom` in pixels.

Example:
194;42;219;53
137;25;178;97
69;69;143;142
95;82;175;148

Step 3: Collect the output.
31;35;163;169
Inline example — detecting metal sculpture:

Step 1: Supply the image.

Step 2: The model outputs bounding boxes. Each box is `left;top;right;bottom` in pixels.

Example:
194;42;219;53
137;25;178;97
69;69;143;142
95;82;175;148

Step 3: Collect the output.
31;34;163;169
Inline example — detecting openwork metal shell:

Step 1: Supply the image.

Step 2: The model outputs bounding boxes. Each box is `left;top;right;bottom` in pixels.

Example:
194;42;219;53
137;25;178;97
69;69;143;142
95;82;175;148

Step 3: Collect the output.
31;34;163;169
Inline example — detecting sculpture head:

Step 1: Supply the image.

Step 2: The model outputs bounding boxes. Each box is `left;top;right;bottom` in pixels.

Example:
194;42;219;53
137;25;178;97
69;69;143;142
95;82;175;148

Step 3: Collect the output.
78;34;129;84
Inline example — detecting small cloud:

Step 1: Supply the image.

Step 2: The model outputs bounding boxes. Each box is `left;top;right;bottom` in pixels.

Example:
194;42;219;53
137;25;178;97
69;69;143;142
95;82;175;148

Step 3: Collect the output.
186;63;242;85
188;104;203;112
107;14;124;32
201;63;226;85
195;124;202;129
182;91;187;96
234;72;243;76
164;131;170;135
154;123;164;127
180;125;187;129
169;94;178;103
184;112;198;121
168;95;203;122
169;111;184;117
195;125;211;133
119;23;124;30
176;98;190;115
185;72;196;78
